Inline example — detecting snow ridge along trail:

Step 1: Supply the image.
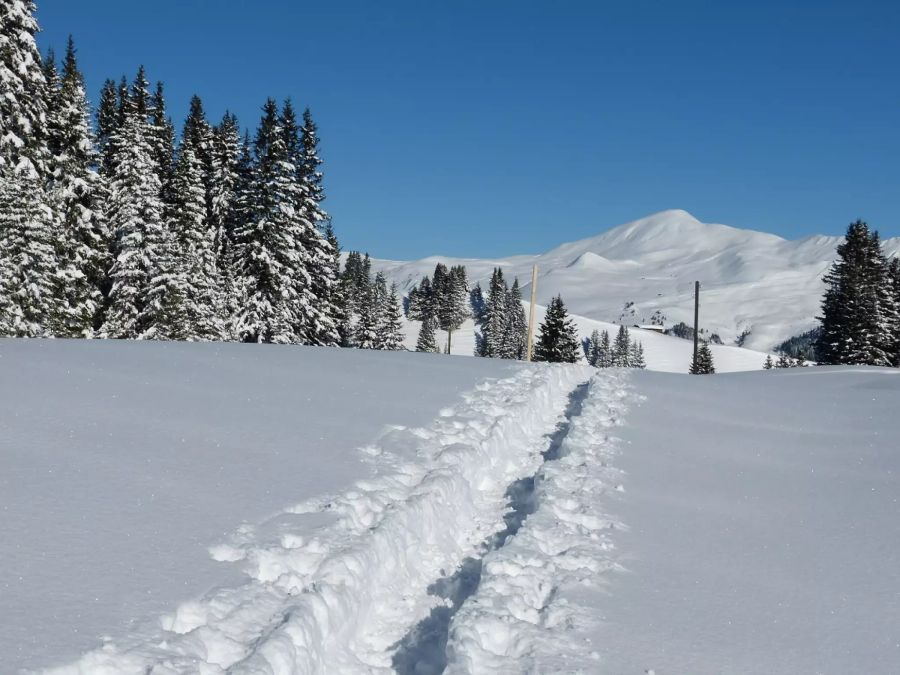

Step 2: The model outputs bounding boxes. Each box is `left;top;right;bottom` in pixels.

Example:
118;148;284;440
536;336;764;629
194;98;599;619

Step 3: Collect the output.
446;369;634;674
46;363;590;675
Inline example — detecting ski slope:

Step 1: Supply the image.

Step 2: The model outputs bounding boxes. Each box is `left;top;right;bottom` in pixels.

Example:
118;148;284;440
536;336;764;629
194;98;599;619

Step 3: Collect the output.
3;341;898;674
375;209;900;352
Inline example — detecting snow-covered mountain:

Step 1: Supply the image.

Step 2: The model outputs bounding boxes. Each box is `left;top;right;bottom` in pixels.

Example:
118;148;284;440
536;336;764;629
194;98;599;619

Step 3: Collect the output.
374;209;900;352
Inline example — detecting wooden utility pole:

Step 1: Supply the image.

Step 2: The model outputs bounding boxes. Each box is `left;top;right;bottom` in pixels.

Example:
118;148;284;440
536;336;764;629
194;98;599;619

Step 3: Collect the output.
526;265;538;362
693;280;700;368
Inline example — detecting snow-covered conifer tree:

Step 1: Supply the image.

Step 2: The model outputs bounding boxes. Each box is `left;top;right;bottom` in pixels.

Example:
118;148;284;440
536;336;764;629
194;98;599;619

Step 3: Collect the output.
209;112;241;262
434;264;469;352
377;283;405;350
233;99;304;343
355;272;384;349
481;268;507;357
631;340;646;369
149;81;176;200
0;0;56;336
501;278;528;359
587;329;602;366
100;111;167;338
612;324;632;367
294;106;338;346
470;282;485;325
416;312;439;353
45;37;109;336
96;78;119;175
690;342;716;374
156;143;223;340
533;295;580;363
818;220;894;366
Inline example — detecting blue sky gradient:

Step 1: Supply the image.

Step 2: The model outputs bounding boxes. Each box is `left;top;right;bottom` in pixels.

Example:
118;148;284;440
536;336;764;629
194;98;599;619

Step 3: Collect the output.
35;0;900;258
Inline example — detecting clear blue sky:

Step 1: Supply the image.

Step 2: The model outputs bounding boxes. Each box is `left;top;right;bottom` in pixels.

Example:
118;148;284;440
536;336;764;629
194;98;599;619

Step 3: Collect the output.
35;0;900;258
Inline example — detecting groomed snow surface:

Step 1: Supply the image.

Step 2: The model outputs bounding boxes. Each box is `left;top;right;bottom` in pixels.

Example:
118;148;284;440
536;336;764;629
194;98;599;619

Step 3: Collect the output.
3;340;899;674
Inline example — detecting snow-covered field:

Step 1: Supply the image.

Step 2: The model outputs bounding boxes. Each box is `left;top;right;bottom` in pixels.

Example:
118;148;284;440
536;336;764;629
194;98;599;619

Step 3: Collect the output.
375;209;900;352
0;339;523;672
3;341;898;673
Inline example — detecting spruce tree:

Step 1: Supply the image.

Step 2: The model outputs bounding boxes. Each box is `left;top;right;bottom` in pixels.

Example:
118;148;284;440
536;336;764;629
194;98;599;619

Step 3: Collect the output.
100;111;167;338
889;258;900;366
434;264;469;352
377;283;405;351
416;277;434;320
481;268;507;357
331;239;355;348
149;81;176;199
233;99;303;343
45;37;109;336
817;220;894;366
470;282;486;325
355;272;383;349
0;1;54;335
416;312;439;353
0;0;50;179
534;295;580;363
587;329;602;366
501;278;528;359
96;78;120;175
763;355;774;370
294;105;338;346
690;342;716;374
598;330;612;367
612;324;632;367
631;341;646;369
0;174;57;336
210;112;242;263
162;143;224;340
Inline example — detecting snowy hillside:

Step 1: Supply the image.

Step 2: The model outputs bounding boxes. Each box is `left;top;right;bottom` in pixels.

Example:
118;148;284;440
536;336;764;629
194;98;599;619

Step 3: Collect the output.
398;307;771;373
374;209;900;352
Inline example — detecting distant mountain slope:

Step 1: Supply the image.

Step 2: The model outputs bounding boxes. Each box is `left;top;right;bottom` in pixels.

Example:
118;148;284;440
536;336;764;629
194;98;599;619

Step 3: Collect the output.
373;209;900;351
397;306;771;373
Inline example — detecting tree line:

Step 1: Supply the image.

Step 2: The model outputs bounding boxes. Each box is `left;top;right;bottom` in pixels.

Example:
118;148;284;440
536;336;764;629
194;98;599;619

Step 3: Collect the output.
585;325;646;369
0;2;341;344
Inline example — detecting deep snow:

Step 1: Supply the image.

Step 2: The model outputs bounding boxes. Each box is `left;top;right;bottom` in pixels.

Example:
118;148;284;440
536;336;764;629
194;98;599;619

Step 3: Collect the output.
455;366;899;674
4;340;899;674
0;339;523;672
591;367;900;674
373;209;900;352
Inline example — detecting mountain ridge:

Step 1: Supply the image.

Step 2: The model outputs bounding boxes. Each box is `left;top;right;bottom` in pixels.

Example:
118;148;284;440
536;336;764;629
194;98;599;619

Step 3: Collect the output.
371;209;900;351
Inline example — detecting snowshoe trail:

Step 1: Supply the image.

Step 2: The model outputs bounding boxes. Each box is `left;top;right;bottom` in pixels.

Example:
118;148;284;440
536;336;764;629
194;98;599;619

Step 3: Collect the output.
48;364;598;674
444;368;634;673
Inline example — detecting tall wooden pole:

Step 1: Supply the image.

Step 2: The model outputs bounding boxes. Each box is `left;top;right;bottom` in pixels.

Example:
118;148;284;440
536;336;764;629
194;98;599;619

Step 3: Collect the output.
693;280;700;368
526;265;538;362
